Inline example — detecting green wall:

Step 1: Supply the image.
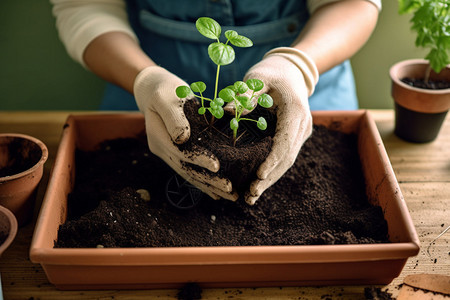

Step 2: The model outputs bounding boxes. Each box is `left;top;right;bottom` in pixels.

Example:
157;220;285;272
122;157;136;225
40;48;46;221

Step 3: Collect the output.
0;1;428;111
351;0;428;109
0;0;104;110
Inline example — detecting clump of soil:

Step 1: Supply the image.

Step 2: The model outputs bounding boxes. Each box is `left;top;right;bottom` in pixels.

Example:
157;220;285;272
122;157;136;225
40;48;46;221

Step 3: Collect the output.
401;77;450;90
54;124;389;248
177;100;276;192
364;287;394;300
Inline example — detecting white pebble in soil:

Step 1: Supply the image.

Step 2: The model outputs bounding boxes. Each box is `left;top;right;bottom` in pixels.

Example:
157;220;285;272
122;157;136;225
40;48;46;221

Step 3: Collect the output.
136;189;151;202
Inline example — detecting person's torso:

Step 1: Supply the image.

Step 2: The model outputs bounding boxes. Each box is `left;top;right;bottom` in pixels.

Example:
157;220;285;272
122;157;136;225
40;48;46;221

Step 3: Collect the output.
101;0;357;111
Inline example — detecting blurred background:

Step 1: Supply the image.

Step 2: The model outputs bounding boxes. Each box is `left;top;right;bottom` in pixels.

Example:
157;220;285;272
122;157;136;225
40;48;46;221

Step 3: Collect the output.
0;0;428;111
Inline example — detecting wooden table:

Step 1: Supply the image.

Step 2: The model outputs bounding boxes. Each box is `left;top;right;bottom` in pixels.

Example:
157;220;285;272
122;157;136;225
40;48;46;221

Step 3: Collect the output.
0;110;448;299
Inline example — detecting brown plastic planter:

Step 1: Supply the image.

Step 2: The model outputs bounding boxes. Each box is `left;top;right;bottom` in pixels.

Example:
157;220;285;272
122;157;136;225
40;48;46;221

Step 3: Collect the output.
30;111;420;290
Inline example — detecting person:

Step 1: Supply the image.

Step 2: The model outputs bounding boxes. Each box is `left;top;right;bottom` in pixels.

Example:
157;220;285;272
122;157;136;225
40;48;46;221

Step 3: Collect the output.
50;0;381;205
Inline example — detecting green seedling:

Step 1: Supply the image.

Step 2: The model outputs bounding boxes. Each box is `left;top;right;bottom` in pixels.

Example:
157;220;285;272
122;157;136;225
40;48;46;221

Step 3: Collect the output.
398;0;450;78
176;17;273;145
219;79;273;146
175;17;253;120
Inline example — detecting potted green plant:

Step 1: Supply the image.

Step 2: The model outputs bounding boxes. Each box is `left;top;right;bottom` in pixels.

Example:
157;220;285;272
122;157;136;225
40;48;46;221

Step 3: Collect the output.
390;0;450;143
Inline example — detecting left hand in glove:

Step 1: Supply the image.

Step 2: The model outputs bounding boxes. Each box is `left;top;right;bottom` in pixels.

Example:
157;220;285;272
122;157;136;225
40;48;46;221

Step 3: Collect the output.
134;66;238;201
242;47;319;205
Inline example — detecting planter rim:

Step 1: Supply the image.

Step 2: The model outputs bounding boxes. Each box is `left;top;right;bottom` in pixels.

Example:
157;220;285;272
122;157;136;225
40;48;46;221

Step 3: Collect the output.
0;205;18;255
30;242;420;266
390;59;450;95
0;133;49;182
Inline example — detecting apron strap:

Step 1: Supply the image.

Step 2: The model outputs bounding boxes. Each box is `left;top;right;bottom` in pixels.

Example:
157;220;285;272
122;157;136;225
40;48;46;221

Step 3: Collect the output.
139;9;307;44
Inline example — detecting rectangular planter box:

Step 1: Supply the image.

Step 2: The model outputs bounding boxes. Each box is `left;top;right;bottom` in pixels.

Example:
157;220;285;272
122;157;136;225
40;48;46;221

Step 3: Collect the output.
30;110;420;290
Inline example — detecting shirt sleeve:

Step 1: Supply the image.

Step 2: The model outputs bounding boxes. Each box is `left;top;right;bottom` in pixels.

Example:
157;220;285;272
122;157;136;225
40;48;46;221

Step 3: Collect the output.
307;0;382;15
50;0;138;68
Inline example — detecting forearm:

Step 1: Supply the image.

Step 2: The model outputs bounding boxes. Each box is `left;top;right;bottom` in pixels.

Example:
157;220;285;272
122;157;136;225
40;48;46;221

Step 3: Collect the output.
83;32;155;94
293;0;379;74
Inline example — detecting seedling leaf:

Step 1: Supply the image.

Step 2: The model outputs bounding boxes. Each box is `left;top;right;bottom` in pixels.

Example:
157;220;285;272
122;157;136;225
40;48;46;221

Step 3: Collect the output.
258;94;273;108
209;106;224;119
190;81;206;93
224;30;238;40
176;86;193;98
218;88;235;102
233;81;248;94
257;117;267;130
225;85;237;93
213;97;224;107
198;107;206;115
225;31;253;48
237;95;253;110
231;36;253;48
246;79;264;92
208;42;235;66
196;17;221;40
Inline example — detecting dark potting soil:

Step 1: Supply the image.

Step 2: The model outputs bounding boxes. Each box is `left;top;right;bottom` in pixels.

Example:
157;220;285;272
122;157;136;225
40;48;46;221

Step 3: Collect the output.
177;282;202;300
0;232;8;245
55;124;389;248
364;287;394;300
401;77;450;90
177;100;276;192
0;137;42;177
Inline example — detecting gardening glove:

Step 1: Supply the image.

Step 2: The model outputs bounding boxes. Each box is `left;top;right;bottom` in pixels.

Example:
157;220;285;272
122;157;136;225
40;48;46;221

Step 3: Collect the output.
134;66;238;201
242;47;319;205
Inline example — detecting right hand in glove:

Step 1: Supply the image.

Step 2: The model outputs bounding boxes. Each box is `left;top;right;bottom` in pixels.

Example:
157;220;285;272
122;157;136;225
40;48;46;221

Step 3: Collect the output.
134;66;238;201
241;48;319;205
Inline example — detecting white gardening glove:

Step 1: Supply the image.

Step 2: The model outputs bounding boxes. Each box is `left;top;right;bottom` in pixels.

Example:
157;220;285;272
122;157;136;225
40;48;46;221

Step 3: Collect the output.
134;66;238;201
243;47;319;205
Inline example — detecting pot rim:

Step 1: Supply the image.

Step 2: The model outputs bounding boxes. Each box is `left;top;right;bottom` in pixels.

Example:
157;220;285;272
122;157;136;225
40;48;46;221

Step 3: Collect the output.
390;59;450;94
0;205;18;255
0;133;49;182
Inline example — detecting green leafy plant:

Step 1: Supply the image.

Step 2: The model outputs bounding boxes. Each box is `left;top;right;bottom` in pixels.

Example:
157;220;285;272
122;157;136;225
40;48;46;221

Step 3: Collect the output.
398;0;450;76
175;17;273;146
219;79;273;145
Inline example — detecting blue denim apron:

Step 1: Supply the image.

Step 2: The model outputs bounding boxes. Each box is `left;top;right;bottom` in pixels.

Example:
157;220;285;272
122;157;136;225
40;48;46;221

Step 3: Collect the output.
100;0;357;111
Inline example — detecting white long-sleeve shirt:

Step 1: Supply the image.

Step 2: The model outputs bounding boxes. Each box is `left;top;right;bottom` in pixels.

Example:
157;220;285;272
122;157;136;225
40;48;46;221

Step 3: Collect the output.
50;0;382;67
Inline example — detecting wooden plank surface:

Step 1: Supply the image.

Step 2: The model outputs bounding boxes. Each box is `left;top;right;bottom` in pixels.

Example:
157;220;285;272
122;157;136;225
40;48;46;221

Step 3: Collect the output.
0;110;448;300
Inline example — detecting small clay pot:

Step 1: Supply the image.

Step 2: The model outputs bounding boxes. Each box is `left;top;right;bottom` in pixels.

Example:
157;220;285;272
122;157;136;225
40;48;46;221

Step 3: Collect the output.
0;134;48;226
390;59;450;143
0;205;18;256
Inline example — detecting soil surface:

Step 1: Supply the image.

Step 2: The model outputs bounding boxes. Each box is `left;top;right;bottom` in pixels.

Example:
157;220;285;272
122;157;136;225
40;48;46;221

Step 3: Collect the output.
0;232;7;245
55;124;389;248
0;137;42;177
401;77;450;90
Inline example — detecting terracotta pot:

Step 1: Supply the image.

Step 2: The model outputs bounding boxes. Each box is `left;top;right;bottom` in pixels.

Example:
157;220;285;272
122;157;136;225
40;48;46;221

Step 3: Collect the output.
0;133;48;226
390;59;450;143
30;112;419;290
0;205;18;256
